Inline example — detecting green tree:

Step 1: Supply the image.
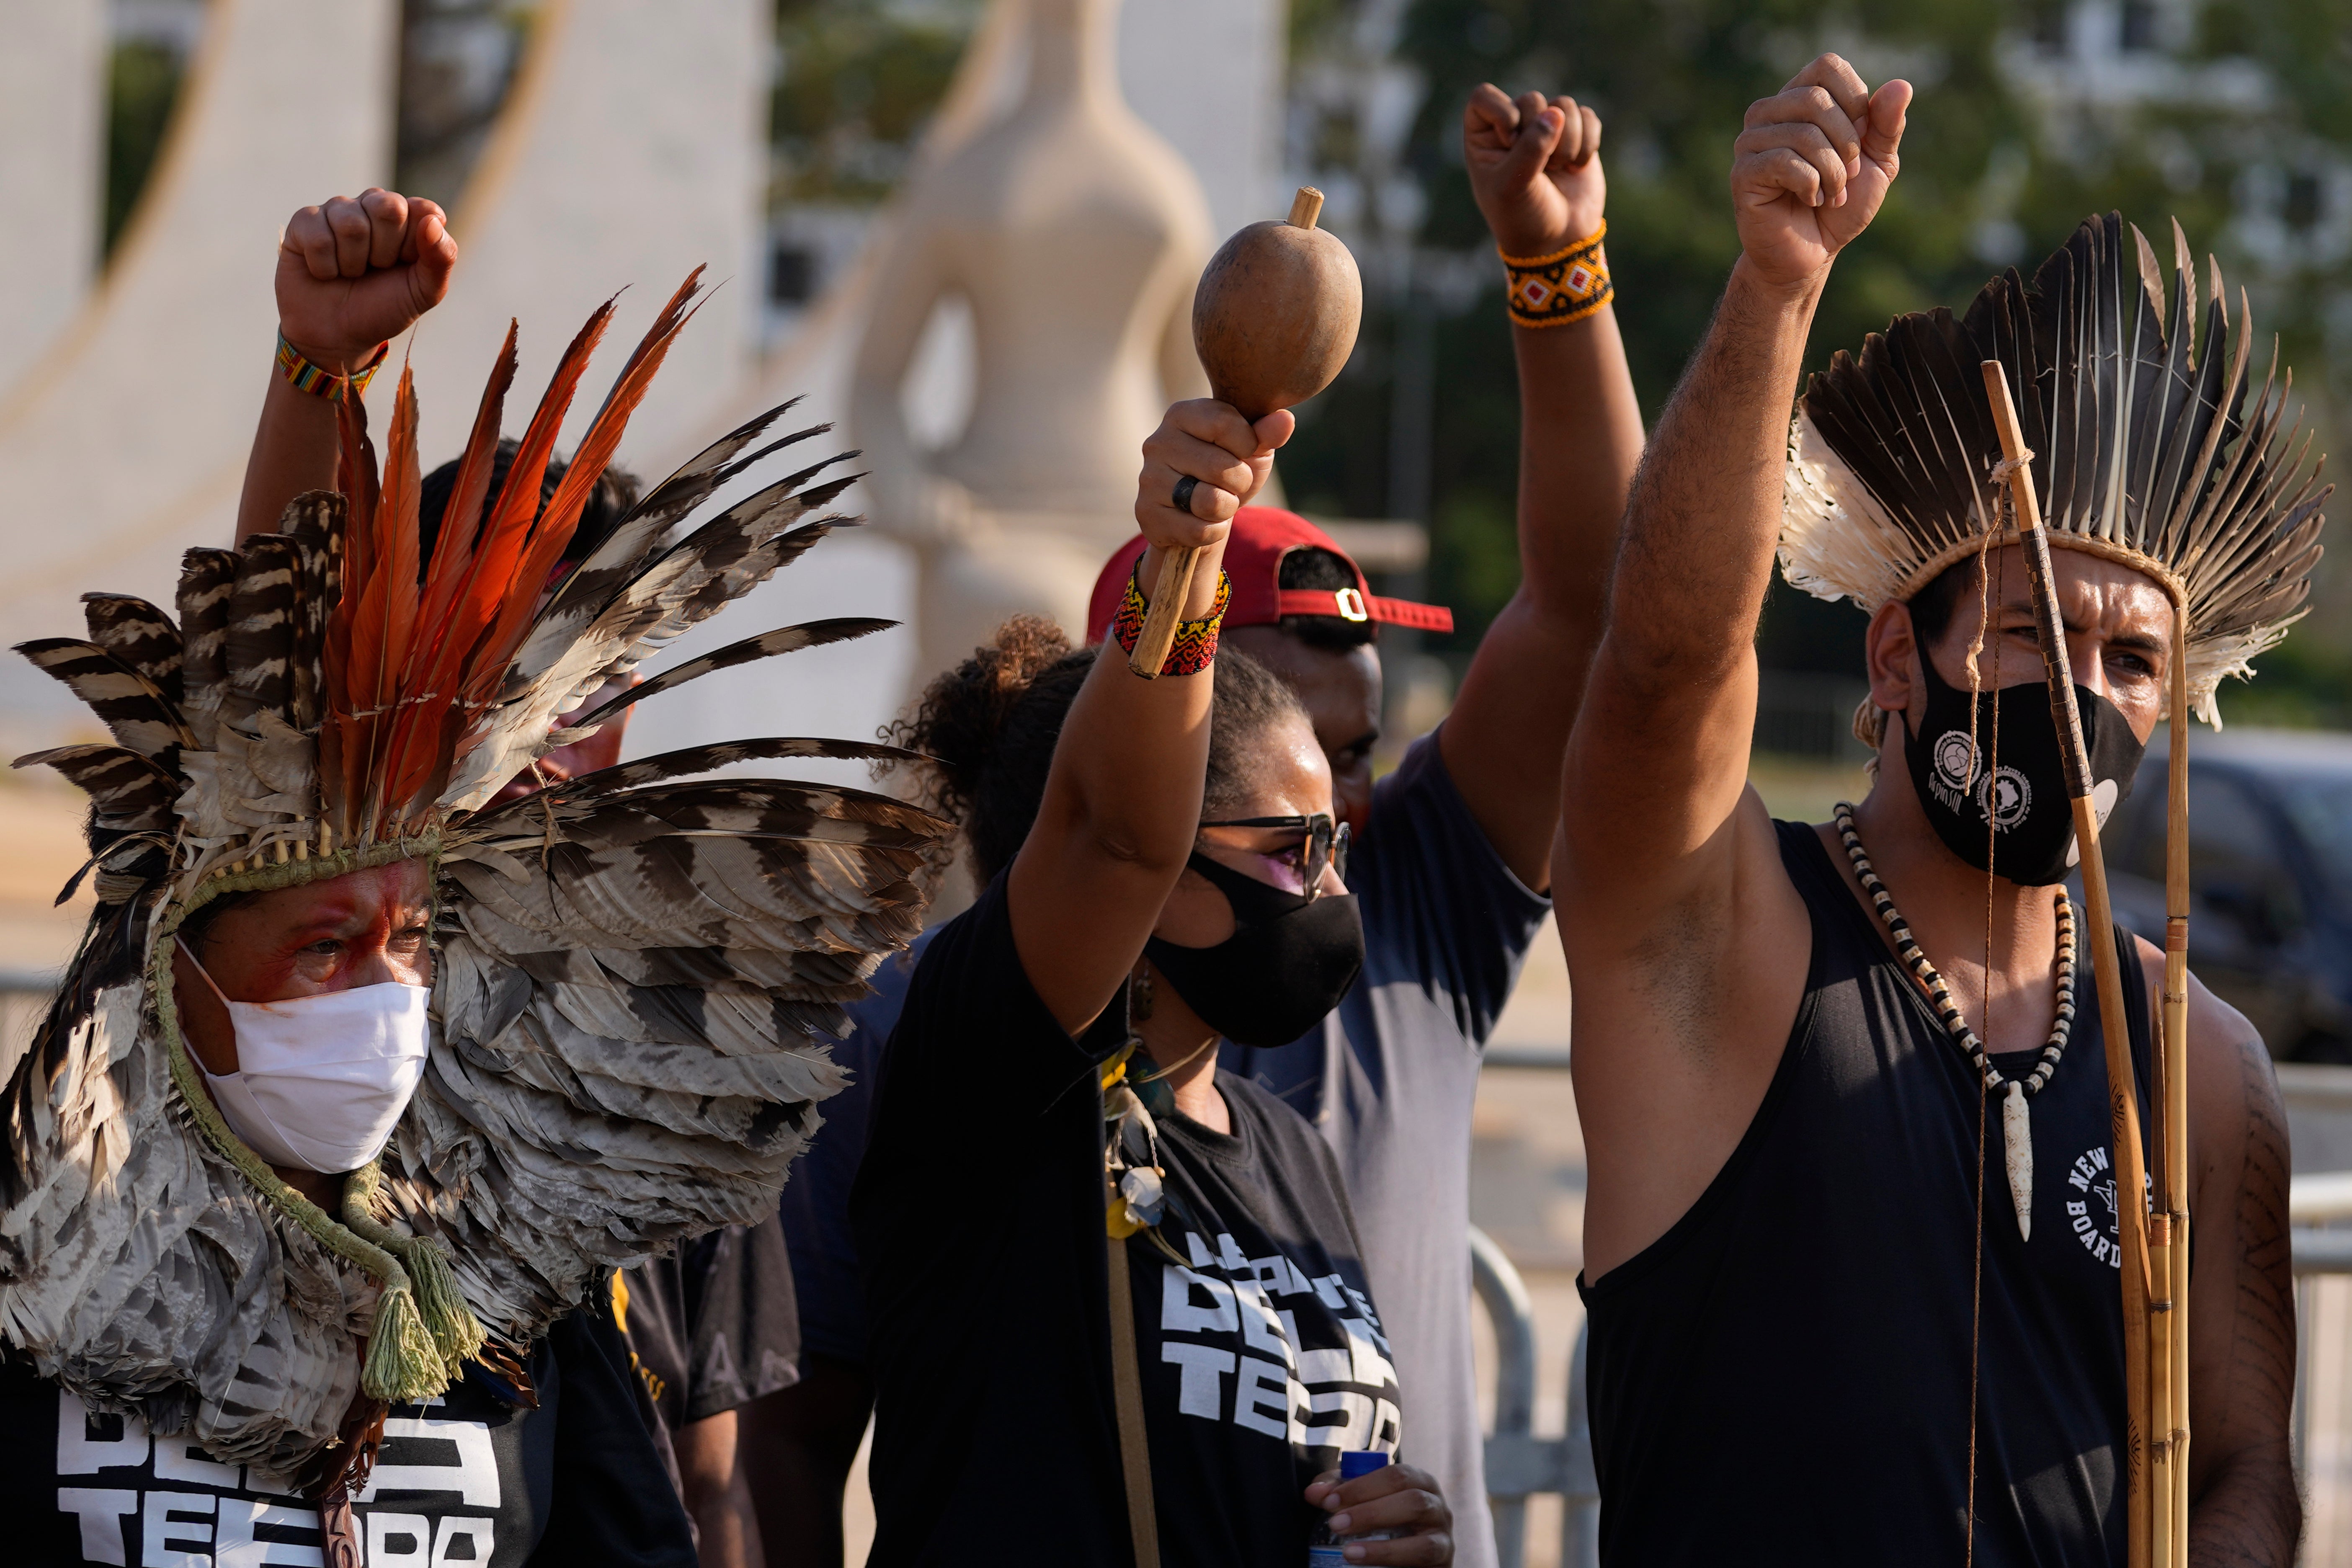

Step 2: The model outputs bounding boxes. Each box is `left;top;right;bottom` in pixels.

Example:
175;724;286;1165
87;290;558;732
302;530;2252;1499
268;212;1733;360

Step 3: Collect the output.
1280;0;2352;716
105;40;185;257
771;0;984;205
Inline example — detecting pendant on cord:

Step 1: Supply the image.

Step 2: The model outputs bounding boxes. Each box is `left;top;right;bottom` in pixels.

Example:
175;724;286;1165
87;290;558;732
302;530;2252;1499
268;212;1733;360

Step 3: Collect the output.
1833;804;2078;1242
2002;1081;2033;1240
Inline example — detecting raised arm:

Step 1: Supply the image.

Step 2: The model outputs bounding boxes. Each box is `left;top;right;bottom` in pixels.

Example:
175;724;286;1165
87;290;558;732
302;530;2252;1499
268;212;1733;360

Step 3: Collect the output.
1007;400;1292;1032
1438;87;1644;891
1558;57;1909;940
234;189;455;543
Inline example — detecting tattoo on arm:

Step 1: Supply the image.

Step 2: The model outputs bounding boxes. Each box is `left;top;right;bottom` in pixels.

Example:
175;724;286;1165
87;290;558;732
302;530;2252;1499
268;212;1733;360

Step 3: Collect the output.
2187;1037;2299;1566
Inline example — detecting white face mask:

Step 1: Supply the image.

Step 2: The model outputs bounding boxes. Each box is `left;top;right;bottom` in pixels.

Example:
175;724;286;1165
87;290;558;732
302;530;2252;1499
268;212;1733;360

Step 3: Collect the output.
178;940;431;1173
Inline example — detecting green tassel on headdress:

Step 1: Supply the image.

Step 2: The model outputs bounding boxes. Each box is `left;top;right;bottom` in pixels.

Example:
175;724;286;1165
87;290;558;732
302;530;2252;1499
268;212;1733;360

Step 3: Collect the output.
343;1160;487;1376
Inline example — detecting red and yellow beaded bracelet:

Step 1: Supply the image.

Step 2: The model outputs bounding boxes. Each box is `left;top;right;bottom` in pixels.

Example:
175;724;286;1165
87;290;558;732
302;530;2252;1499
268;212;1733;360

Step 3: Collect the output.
276;332;390;403
1501;221;1613;329
1111;564;1231;678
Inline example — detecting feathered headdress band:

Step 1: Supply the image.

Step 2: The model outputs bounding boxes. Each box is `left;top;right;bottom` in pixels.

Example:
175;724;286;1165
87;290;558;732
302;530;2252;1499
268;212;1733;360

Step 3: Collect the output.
3;278;946;1468
1781;211;2331;726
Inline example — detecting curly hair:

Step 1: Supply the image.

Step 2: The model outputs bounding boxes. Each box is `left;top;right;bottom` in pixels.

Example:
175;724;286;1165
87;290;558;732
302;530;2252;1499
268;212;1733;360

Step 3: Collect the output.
885;615;1312;885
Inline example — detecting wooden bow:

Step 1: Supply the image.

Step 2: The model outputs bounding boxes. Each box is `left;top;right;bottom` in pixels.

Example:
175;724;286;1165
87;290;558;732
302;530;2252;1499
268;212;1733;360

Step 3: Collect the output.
1983;359;2192;1567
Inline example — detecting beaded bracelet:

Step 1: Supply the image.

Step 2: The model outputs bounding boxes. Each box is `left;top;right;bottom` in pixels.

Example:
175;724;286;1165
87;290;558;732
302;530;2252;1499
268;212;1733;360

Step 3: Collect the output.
276;332;389;403
1501;220;1612;329
1111;564;1231;678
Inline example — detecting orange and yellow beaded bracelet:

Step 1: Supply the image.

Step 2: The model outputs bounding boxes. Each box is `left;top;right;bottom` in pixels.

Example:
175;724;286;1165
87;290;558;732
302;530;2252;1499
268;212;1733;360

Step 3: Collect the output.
1501;221;1613;329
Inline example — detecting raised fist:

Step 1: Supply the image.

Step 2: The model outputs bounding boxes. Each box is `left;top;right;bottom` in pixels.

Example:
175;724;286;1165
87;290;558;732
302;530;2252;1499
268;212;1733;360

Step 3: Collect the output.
276;189;457;374
1730;54;1909;289
1463;85;1605;259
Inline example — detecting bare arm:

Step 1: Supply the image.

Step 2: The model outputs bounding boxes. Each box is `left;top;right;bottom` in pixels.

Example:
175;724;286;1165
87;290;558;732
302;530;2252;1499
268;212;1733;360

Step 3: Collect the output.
2175;972;2300;1564
1440;87;1644;890
675;1409;763;1568
235;189;455;543
1556;58;1910;966
1555;57;1911;1277
1008;400;1291;1031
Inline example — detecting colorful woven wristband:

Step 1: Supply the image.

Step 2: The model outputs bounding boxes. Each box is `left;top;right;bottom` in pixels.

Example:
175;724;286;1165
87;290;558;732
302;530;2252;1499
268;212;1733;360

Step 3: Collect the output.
276;332;389;403
1112;565;1231;677
1501;221;1612;329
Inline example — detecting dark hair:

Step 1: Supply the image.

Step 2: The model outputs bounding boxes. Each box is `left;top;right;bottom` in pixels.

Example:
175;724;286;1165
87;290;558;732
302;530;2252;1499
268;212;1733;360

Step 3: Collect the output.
417;438;641;573
1906;557;1981;652
887;616;1312;884
1276;547;1377;652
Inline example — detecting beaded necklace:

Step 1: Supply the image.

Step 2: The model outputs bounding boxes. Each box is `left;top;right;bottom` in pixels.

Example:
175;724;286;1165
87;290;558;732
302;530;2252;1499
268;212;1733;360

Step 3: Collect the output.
1833;802;2076;1240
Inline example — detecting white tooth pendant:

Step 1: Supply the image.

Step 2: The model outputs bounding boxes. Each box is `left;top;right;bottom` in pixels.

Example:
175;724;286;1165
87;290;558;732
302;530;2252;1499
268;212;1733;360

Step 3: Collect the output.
2002;1081;2033;1240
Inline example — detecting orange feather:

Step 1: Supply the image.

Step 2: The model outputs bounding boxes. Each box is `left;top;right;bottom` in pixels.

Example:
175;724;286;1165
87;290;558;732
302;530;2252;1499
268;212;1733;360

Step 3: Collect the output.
430;300;616;722
468;271;708;696
415;322;518;640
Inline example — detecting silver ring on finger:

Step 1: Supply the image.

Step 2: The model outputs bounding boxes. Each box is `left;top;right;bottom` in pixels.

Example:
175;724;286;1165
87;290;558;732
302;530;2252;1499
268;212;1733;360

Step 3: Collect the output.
1172;475;1200;515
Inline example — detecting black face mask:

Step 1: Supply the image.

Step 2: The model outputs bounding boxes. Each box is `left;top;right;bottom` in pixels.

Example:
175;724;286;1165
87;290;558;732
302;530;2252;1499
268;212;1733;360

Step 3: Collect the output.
1144;851;1365;1047
1902;647;2147;887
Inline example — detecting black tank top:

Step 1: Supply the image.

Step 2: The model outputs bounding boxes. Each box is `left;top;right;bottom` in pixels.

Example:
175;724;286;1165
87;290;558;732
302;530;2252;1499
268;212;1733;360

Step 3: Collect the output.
1580;820;2151;1566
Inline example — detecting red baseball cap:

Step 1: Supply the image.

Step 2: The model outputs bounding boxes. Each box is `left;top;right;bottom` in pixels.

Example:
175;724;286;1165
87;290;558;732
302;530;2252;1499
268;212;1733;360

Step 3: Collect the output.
1085;507;1453;644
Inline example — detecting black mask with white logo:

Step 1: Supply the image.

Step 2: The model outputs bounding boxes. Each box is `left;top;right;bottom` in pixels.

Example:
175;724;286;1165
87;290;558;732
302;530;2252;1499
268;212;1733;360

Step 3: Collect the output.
1901;647;2146;887
1144;851;1364;1047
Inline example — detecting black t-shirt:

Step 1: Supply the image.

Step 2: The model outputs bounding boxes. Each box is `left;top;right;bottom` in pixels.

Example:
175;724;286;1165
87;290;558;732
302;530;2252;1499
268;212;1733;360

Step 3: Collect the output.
0;1307;695;1566
618;1215;802;1435
851;876;1403;1568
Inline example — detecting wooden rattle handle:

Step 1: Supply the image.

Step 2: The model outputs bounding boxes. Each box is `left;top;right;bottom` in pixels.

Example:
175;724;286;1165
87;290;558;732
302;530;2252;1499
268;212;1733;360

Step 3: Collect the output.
1126;546;1206;677
1129;185;1327;678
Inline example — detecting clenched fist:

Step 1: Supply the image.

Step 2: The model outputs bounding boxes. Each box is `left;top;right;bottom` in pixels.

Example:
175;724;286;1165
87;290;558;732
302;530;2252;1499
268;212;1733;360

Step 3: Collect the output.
1462;84;1605;260
276;188;457;374
1731;54;1909;289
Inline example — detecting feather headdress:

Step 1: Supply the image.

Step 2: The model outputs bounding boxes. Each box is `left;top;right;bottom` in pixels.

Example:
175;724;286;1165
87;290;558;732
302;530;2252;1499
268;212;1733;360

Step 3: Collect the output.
1781;211;2331;726
1;276;946;1476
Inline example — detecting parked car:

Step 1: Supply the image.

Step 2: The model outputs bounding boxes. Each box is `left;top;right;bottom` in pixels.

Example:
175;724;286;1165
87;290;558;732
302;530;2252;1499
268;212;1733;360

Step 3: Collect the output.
2104;727;2352;1063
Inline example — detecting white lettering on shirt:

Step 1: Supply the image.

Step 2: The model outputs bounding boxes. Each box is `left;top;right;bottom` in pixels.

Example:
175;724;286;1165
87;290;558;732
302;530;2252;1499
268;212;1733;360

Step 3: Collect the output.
1160;1343;1237;1418
356;1418;503;1507
1231;1280;1295;1369
54;1487;137;1565
57;1395;150;1473
431;1515;495;1565
1161;1265;1239;1335
1232;1356;1295;1440
143;1489;216;1568
1152;1227;1402;1463
214;1496;327;1566
368;1511;435;1568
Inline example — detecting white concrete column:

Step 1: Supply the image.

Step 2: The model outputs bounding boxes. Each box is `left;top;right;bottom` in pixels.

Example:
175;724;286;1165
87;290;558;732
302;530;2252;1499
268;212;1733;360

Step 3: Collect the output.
0;0;397;751
380;0;771;470
0;0;106;392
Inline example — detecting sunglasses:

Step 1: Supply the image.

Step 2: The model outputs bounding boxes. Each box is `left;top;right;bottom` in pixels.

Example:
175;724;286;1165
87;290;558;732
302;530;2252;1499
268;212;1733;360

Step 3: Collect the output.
1197;813;1351;892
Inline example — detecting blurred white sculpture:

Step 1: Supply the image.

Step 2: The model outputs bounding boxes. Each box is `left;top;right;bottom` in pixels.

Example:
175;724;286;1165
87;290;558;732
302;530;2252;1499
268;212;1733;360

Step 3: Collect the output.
0;0;104;392
850;0;1213;681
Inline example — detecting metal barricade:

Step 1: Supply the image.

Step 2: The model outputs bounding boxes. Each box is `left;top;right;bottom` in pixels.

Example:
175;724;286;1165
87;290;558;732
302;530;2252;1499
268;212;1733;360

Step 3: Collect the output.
1473;1204;2352;1568
1471;1225;1597;1568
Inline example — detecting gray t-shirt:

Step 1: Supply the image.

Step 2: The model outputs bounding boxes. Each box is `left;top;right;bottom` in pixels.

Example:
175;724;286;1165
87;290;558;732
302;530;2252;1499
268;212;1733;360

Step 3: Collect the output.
1223;730;1552;1568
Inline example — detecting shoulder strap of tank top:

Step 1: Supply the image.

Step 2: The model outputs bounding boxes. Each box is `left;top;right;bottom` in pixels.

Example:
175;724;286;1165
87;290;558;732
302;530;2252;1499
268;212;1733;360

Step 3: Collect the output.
1772;818;1888;959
